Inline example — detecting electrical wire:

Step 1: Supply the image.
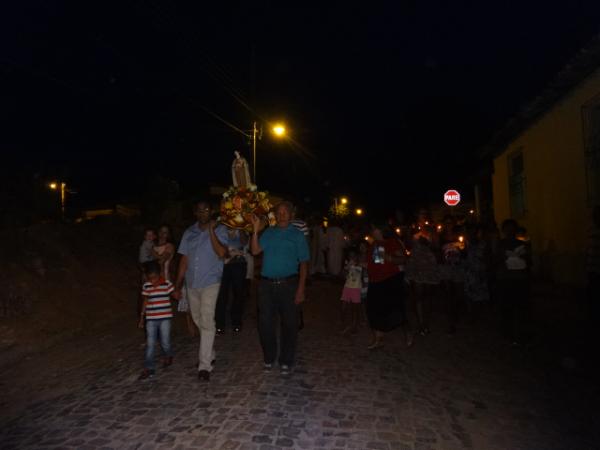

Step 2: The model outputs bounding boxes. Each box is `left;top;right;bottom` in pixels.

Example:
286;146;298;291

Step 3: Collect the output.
143;1;261;118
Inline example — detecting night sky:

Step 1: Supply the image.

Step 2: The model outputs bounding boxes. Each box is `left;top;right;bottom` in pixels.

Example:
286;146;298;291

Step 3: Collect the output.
3;1;600;214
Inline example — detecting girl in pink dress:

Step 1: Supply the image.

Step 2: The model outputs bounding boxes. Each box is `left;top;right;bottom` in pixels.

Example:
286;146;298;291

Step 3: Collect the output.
340;249;363;334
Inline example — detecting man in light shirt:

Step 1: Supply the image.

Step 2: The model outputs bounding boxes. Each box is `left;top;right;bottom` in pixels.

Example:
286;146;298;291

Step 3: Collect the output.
173;200;229;382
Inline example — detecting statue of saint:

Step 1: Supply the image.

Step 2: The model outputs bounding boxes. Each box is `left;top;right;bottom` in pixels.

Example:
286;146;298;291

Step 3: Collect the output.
232;151;251;187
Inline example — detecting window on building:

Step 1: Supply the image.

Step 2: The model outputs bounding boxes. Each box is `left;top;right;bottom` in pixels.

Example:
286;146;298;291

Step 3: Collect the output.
582;96;600;205
508;150;526;218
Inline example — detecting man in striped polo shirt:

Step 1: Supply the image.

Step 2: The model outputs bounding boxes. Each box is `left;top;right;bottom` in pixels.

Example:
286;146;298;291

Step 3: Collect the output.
138;260;175;380
291;206;310;331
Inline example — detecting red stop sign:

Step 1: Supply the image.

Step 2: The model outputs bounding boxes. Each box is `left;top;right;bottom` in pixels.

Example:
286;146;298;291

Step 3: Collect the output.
444;190;461;206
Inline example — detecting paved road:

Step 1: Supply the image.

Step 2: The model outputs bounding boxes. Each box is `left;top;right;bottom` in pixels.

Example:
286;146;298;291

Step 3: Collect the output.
1;278;598;449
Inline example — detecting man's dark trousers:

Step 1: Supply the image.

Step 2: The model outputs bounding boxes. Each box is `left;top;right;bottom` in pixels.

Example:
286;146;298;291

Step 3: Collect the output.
216;261;247;330
257;278;298;366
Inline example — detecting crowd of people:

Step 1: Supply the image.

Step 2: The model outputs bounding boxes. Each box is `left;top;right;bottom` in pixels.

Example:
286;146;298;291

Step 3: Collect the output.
135;199;540;382
355;212;533;350
137;199;308;381
301;208;536;351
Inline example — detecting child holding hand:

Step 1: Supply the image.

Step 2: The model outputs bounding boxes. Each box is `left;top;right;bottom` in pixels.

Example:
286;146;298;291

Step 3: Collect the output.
138;260;175;380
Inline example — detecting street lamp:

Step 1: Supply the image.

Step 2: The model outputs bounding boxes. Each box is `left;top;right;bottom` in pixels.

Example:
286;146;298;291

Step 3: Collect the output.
355;208;363;216
272;124;286;137
49;181;66;219
332;196;350;217
250;121;287;185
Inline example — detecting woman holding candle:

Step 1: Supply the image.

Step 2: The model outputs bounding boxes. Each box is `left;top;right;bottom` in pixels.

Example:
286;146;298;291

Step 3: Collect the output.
438;215;466;335
365;222;413;349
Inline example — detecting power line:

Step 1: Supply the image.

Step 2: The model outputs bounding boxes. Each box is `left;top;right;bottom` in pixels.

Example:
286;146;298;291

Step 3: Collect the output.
195;103;249;138
144;1;261;119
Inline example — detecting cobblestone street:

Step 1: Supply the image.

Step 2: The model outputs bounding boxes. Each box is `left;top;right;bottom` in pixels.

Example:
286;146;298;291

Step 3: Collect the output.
1;278;598;449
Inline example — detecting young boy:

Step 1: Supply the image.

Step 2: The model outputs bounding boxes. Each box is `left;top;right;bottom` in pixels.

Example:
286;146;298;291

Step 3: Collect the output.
138;260;175;380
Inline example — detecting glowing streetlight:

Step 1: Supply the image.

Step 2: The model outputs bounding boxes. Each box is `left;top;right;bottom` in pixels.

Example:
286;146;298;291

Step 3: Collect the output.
355;208;363;216
251;121;288;184
332;196;350;217
49;181;67;219
272;124;286;137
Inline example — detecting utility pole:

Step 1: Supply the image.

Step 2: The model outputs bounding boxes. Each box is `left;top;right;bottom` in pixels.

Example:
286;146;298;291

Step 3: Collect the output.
252;121;258;184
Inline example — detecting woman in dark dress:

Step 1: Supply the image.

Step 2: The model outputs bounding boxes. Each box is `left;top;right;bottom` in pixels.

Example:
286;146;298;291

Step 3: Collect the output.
494;219;532;345
366;223;412;349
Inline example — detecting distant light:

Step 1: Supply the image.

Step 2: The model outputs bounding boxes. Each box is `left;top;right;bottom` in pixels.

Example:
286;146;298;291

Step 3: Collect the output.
437;224;442;231
395;227;401;234
49;182;57;190
340;197;348;205
364;235;370;241
458;235;464;243
272;124;286;137
425;221;429;225
469;209;475;214
355;208;363;216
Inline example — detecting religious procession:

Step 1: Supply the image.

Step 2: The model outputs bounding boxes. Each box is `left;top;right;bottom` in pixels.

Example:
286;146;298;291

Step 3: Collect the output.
136;152;534;382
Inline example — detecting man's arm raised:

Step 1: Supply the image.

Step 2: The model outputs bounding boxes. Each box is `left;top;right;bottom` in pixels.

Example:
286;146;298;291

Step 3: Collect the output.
250;214;263;256
209;220;228;259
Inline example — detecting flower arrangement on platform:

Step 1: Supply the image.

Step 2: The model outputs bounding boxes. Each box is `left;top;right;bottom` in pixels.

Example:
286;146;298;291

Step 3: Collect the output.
219;184;274;232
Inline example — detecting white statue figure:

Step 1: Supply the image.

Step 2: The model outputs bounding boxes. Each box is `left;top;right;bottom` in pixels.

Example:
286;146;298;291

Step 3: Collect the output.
232;151;251;187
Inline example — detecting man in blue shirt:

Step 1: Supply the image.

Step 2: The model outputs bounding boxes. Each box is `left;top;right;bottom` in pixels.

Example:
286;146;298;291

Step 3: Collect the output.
251;201;310;375
173;200;228;382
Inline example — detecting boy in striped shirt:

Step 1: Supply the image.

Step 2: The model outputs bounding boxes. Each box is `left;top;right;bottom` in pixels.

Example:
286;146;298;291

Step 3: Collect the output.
138;261;175;380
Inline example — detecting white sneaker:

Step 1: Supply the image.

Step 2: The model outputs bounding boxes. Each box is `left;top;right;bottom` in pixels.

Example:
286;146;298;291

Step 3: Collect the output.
280;364;291;376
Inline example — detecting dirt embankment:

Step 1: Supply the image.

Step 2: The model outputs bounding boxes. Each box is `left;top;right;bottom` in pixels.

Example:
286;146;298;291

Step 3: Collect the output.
0;219;141;369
